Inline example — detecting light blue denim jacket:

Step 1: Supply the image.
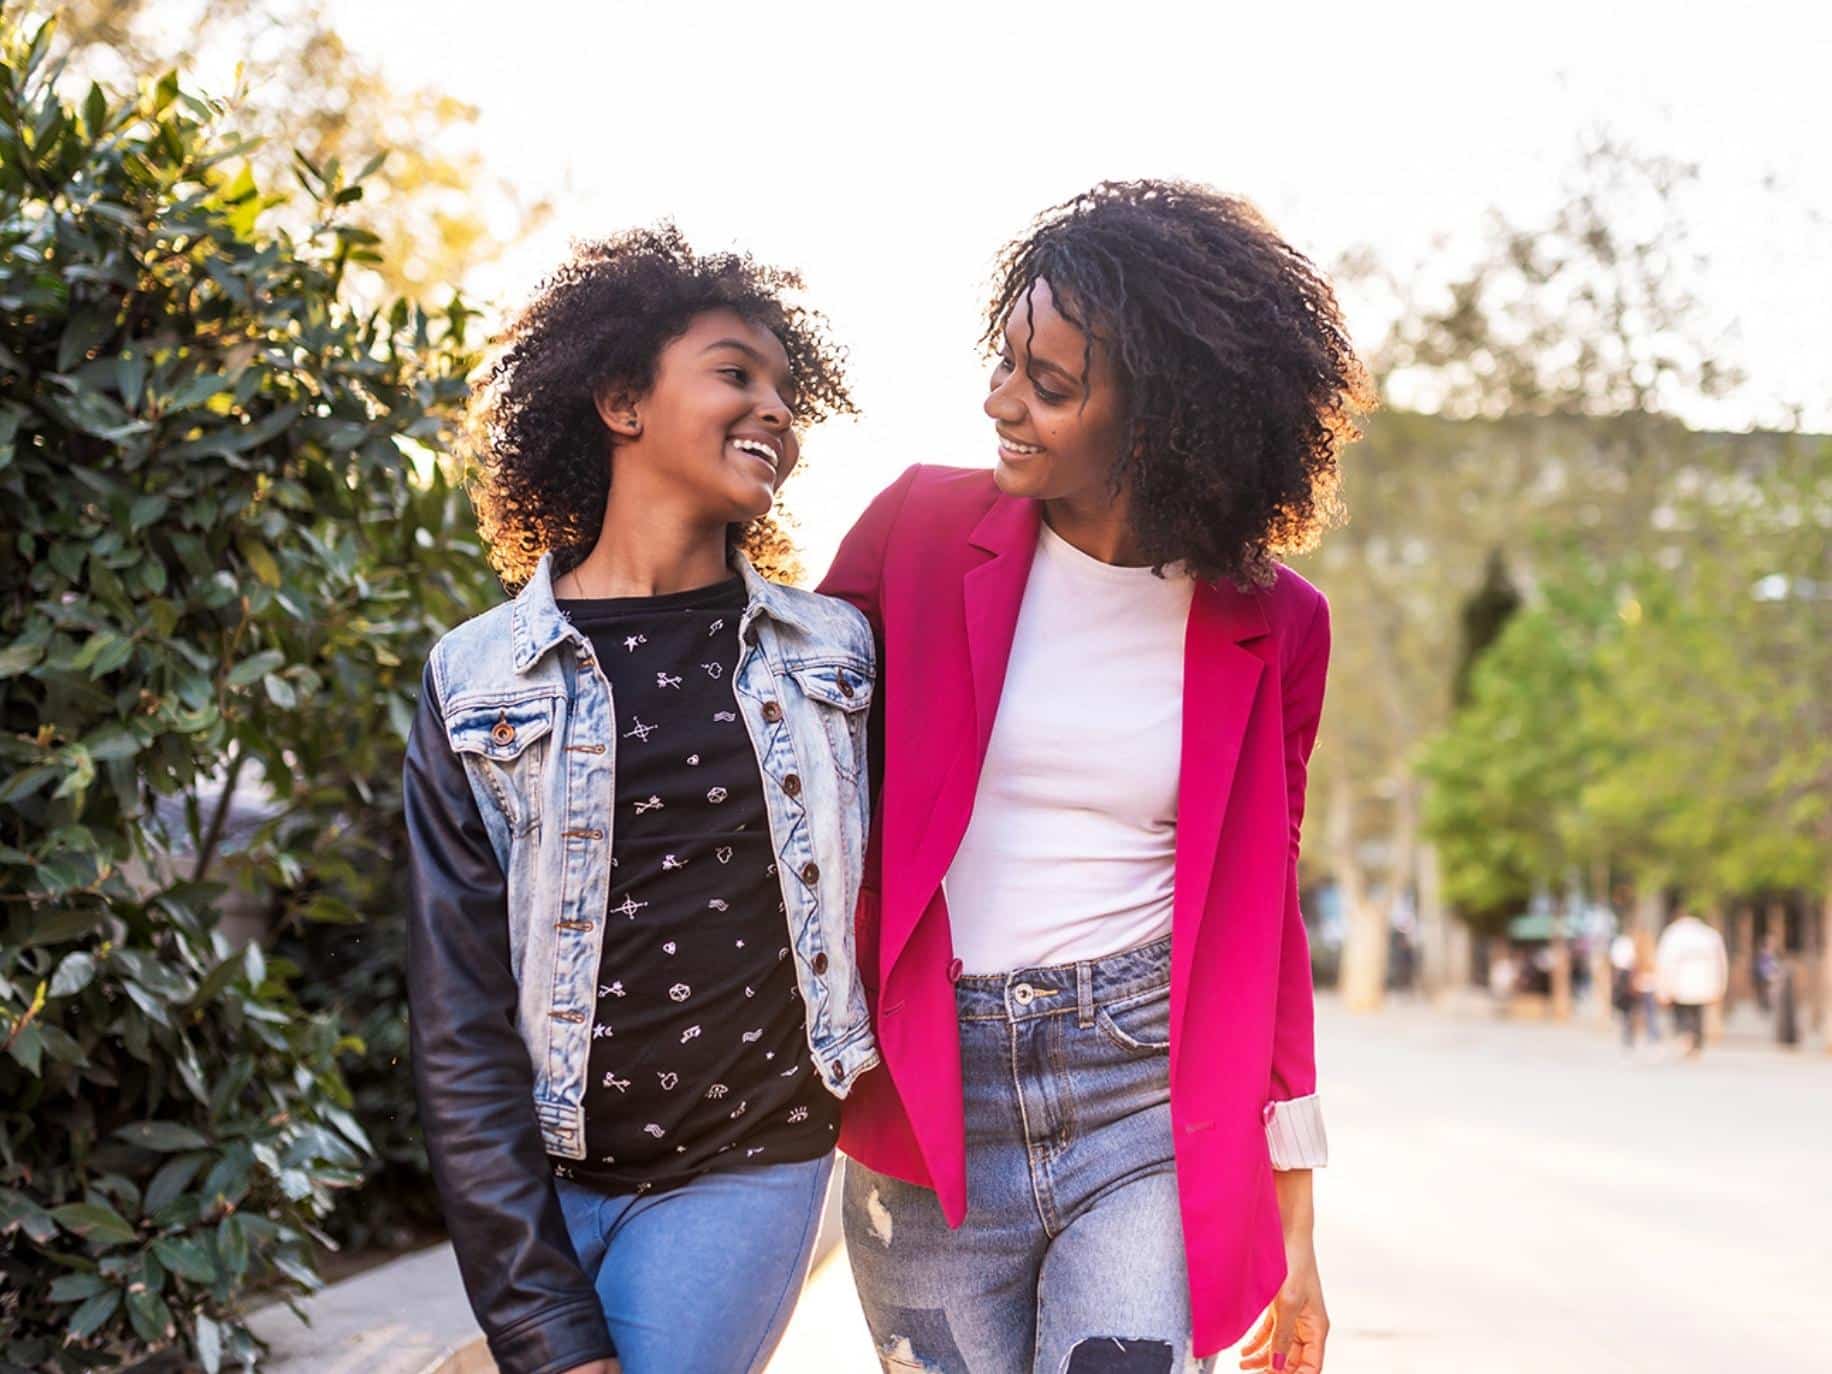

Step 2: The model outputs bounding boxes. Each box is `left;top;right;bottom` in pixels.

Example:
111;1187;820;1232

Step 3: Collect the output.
425;551;880;1160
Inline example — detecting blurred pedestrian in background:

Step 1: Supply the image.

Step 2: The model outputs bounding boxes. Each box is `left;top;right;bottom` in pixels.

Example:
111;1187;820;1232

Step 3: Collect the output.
1655;911;1728;1058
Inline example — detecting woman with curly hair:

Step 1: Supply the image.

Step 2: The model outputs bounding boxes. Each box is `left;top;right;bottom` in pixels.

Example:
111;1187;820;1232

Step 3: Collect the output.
820;181;1372;1374
402;226;879;1374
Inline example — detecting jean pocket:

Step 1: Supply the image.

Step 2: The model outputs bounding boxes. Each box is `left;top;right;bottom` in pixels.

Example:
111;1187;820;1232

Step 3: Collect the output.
1094;983;1172;1054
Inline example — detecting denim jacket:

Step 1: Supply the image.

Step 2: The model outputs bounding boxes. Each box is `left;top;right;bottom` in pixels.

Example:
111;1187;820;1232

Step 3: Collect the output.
403;551;878;1374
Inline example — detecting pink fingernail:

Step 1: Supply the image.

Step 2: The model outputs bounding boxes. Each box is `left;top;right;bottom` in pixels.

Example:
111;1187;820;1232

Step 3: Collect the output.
1271;1356;1287;1371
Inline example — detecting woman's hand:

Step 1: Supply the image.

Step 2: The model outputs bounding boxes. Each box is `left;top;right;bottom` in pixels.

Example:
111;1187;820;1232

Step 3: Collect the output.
1241;1169;1328;1372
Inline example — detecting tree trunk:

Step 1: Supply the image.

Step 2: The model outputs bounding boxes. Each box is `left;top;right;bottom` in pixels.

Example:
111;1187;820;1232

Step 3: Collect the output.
1729;905;1756;1011
1820;884;1832;1052
1331;781;1388;1013
1550;929;1573;1021
1635;883;1664;937
1415;840;1449;1001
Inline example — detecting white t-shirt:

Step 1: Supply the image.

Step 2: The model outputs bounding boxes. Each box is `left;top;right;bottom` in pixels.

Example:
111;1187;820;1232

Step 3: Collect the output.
944;522;1195;973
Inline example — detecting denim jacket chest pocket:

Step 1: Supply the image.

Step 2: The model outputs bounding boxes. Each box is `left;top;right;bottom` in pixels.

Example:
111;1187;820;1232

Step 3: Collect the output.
445;691;559;834
784;659;873;787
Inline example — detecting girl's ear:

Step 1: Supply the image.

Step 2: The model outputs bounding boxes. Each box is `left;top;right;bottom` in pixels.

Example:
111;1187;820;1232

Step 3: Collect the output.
593;381;643;440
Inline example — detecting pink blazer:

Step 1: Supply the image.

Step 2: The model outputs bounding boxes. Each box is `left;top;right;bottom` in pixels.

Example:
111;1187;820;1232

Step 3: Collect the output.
818;465;1330;1356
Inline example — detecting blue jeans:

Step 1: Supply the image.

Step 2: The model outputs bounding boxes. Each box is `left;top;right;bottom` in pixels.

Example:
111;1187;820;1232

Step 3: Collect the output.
843;936;1216;1373
553;1152;834;1374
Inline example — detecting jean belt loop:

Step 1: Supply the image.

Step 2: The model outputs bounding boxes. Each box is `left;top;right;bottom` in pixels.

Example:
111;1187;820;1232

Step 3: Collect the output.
1077;960;1095;1028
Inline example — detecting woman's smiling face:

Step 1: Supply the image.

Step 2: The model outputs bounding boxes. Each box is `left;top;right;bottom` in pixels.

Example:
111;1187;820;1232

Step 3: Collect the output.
982;277;1130;504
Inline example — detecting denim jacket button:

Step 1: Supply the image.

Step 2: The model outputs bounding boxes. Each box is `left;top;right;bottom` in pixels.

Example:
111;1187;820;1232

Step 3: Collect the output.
837;672;854;698
800;861;820;885
812;952;829;975
782;773;802;797
761;700;783;723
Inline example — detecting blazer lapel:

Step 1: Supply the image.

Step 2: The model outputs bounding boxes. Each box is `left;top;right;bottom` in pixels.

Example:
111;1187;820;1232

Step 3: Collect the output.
886;492;1042;982
1171;578;1270;1045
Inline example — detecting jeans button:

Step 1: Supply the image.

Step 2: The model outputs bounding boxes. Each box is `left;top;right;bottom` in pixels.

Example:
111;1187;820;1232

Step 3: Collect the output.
1012;983;1033;1005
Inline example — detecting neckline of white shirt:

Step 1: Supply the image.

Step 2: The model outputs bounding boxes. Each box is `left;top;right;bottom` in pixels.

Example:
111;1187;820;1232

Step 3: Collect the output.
1036;519;1192;588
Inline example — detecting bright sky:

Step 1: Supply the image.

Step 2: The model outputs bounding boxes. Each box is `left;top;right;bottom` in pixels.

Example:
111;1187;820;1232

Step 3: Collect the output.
317;0;1830;574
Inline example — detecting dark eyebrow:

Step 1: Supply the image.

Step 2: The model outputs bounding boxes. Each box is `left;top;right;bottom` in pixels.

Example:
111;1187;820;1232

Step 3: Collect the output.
1026;353;1078;387
701;337;777;367
1000;315;1081;390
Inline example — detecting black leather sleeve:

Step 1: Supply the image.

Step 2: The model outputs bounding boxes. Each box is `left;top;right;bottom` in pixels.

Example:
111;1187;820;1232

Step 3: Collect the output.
402;661;615;1374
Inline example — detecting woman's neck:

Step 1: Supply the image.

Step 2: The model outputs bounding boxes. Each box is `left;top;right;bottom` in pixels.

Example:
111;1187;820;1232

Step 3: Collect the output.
1040;488;1146;567
557;485;733;599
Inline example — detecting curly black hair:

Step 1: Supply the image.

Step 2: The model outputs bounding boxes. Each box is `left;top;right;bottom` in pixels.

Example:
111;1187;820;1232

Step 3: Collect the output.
985;180;1373;587
466;224;855;589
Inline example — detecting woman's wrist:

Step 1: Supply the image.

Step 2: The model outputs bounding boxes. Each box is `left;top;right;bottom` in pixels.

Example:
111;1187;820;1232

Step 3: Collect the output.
1273;1167;1316;1244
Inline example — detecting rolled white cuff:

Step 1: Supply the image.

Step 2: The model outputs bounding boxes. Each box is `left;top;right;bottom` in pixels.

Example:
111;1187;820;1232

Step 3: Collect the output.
1263;1093;1329;1170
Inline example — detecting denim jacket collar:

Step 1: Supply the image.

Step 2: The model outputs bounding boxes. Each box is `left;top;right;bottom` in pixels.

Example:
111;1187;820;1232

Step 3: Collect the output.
510;550;815;674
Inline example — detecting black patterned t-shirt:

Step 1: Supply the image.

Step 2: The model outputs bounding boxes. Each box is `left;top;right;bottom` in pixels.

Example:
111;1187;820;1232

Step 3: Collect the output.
548;576;837;1194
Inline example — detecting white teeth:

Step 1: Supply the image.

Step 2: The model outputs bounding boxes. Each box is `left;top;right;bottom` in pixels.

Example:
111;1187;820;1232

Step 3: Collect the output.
1001;438;1042;454
731;438;777;465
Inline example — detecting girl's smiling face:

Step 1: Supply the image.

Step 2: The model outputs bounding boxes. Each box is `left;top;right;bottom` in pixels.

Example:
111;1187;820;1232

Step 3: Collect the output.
982;278;1130;505
601;308;801;524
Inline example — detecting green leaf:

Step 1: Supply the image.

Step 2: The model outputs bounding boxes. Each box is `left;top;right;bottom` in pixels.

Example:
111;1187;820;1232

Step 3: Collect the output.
48;951;96;998
143;1152;209;1216
189;955;244;1008
166;370;231;411
215;1212;249;1281
0;639;45;677
195;1312;223;1373
152;1235;217;1283
263;672;296;708
237;535;281;587
128;492;169;531
84;82;109;135
0;763;59;804
50;1270;110;1302
126;1286;175;1343
322;1104;374;1156
225;648;285;688
7;1022;44;1074
0;1187;59;1243
66;1288;122;1340
111;355;148;418
27;907;106;945
50;1201;136;1246
116;1121;211;1152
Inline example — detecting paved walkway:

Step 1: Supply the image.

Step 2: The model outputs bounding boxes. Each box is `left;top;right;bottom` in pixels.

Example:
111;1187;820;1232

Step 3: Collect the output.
771;996;1832;1371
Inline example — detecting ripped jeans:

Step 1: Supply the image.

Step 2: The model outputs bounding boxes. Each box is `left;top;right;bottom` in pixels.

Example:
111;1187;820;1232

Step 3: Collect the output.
843;936;1214;1373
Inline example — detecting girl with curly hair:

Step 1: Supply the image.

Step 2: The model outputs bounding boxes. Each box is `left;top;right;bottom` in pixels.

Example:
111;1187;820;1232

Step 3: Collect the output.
821;181;1372;1374
402;227;879;1374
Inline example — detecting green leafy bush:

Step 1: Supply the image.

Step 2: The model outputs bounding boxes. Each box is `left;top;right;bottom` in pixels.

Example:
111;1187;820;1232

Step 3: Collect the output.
0;16;487;1368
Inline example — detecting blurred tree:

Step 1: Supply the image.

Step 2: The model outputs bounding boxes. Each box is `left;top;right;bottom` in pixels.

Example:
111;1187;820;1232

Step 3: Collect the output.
1306;130;1777;1009
1577;444;1832;1032
48;0;548;301
1420;566;1623;1014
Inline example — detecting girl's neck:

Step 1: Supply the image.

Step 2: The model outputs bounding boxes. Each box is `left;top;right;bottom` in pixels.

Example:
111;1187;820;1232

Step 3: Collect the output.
557;484;733;600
